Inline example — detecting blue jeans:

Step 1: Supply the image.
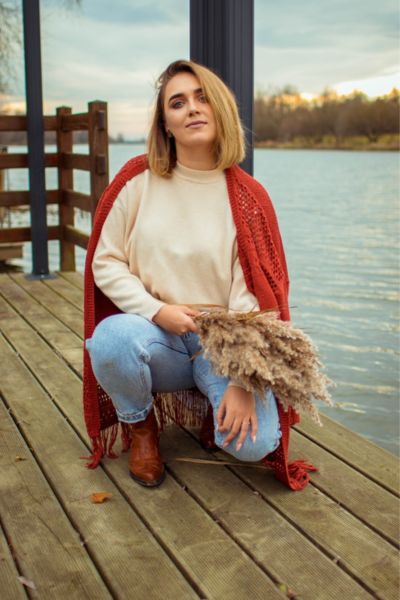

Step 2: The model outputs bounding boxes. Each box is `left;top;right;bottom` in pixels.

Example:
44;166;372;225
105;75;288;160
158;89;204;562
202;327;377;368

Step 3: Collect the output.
86;313;281;462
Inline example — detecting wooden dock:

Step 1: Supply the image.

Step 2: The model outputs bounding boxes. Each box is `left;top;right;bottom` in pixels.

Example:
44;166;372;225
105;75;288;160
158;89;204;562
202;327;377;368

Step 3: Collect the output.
0;271;398;599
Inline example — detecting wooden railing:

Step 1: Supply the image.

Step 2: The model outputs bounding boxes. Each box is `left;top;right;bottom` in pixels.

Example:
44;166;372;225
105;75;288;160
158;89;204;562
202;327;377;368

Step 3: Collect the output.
0;100;109;270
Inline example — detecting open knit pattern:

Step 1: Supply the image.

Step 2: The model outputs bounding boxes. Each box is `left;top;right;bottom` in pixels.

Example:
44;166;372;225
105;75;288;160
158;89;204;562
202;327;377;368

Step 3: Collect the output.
83;153;318;490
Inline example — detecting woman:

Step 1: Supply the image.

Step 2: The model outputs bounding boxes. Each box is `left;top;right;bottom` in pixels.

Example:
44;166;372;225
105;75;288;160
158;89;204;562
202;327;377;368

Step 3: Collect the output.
84;59;309;490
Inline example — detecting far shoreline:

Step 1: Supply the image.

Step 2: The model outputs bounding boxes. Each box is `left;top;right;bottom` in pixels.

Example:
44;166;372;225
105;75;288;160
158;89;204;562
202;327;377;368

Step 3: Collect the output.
254;134;399;152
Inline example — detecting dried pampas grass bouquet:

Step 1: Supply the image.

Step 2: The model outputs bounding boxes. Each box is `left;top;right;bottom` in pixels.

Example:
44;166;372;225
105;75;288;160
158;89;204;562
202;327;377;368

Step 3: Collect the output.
192;306;333;425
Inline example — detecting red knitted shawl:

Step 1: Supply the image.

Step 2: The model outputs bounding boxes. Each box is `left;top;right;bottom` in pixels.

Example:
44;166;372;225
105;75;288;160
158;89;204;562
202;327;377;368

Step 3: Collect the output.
83;153;317;490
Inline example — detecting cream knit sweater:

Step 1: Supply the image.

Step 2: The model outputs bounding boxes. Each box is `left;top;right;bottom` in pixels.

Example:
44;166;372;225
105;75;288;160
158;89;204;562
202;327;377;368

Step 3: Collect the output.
92;161;259;322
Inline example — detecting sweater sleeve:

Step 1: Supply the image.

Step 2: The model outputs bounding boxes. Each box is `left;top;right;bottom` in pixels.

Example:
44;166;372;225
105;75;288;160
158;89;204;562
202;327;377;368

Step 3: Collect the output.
228;239;260;312
92;186;166;321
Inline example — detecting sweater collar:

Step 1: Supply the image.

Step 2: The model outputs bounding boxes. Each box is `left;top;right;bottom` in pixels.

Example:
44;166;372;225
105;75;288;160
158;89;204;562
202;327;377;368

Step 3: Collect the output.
173;160;225;184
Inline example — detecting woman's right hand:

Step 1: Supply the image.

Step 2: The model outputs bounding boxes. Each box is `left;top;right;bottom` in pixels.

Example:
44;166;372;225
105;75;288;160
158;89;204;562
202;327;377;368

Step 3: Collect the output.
152;304;201;336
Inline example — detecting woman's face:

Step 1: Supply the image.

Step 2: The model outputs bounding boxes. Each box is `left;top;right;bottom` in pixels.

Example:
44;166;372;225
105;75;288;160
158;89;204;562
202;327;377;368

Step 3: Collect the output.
163;72;217;151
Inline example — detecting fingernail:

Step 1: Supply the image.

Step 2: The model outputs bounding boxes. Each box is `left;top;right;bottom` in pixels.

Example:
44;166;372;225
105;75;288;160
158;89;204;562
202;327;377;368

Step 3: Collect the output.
222;442;228;448
252;435;257;443
236;443;242;451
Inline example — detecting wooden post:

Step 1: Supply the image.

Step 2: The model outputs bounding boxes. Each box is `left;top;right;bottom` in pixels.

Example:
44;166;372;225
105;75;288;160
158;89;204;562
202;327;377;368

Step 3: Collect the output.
56;106;75;270
22;0;50;276
88;101;109;221
190;0;254;175
0;147;6;226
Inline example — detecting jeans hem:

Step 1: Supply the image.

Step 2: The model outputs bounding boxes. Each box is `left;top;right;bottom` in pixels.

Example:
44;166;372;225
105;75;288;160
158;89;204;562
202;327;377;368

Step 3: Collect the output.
116;400;154;424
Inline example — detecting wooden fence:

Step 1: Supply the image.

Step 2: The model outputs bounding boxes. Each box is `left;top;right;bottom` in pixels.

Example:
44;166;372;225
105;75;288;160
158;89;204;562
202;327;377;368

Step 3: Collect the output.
0;100;109;270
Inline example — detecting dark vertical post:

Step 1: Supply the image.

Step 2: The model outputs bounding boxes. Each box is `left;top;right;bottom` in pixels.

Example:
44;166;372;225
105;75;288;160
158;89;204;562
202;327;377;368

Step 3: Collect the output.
22;0;49;276
190;0;254;175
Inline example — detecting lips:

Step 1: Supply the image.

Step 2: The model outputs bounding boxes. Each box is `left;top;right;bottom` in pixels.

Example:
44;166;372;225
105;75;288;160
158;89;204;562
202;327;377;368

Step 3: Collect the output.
186;121;207;128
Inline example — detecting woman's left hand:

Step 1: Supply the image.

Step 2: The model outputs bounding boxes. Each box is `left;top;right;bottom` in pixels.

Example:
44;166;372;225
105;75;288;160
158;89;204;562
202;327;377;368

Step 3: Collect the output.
217;386;258;451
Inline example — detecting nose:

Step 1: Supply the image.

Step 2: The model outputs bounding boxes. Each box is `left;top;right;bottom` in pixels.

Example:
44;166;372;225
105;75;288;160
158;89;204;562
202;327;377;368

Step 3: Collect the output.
188;98;200;114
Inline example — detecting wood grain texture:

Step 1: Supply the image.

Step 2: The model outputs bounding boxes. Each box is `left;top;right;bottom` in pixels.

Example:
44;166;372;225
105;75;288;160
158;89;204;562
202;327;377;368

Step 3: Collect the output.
0;283;285;599
1;272;398;599
162;426;372;600
0;523;27;600
0;334;198;600
0;402;110;599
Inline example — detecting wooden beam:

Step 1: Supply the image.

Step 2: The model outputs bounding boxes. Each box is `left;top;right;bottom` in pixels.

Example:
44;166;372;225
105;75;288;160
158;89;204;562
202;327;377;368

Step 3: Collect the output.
63;225;89;249
0;190;59;207
0;244;23;261
61;112;89;132
0;153;58;169
0;225;60;243
0;115;57;131
62;189;92;211
61;152;90;171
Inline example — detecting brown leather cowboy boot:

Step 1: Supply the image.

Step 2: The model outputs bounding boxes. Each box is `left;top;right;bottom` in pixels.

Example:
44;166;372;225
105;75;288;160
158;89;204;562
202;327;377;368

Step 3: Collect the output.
129;408;165;487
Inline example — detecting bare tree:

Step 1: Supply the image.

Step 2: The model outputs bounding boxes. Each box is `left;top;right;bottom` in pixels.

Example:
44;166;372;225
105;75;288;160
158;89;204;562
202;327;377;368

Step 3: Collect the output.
0;1;20;93
0;0;81;94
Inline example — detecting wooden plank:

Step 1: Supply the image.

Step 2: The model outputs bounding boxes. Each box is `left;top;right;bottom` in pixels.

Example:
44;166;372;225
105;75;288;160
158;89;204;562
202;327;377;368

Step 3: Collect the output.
61;112;89;132
42;272;84;311
0;115;27;131
0;190;59;207
295;415;399;495
5;273;398;544
17;274;398;497
58;270;84;290
207;447;399;599
1;273;398;597
0;301;285;599
63;225;89;250
0;336;198;599
0;244;23;261
161;426;372;600
290;430;399;545
61;152;90;171
0;278;394;600
0;153;58;169
0;114;69;132
0;275;83;373
6;273;83;339
0;524;26;600
0;401;111;598
63;189;92;211
0;225;60;244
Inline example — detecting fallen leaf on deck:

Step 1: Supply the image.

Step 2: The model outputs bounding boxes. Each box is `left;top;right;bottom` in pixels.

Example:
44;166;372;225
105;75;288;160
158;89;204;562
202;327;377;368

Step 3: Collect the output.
170;457;268;468
18;576;36;590
278;582;296;598
90;492;112;504
15;456;27;462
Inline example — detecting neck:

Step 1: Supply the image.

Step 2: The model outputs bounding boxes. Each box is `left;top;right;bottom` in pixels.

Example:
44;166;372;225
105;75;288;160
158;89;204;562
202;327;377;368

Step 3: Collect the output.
175;144;217;170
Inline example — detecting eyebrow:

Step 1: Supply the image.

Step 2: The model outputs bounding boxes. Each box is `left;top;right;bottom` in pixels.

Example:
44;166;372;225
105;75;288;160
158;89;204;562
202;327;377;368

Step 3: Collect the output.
168;87;203;104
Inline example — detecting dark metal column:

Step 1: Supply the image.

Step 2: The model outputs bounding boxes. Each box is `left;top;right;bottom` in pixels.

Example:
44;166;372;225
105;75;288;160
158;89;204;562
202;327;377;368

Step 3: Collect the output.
22;0;49;276
190;0;254;175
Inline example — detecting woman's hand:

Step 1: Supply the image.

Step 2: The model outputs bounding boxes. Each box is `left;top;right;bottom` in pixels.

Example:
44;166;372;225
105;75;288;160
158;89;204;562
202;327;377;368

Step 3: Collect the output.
152;304;201;335
217;386;258;451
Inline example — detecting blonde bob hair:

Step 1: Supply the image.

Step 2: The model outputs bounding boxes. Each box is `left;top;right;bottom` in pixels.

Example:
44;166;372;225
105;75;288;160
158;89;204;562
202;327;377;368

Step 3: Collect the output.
147;59;246;177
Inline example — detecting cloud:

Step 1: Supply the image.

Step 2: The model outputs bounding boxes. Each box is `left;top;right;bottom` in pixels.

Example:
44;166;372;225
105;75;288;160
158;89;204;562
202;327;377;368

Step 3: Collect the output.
6;0;398;136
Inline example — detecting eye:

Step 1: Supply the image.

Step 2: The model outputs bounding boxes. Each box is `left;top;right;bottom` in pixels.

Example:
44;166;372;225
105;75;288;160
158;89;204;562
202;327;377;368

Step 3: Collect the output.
199;94;208;103
172;100;184;109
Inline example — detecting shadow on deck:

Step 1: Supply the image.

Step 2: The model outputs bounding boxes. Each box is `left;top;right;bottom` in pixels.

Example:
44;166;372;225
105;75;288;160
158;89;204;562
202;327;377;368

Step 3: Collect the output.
0;272;398;599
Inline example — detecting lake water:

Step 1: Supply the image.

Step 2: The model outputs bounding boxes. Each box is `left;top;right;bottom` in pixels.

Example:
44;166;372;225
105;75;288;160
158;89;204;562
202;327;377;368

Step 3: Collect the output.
3;144;399;455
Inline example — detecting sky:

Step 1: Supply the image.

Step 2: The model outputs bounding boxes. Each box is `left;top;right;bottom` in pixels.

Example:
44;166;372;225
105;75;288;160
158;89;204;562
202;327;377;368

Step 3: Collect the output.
2;0;399;138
